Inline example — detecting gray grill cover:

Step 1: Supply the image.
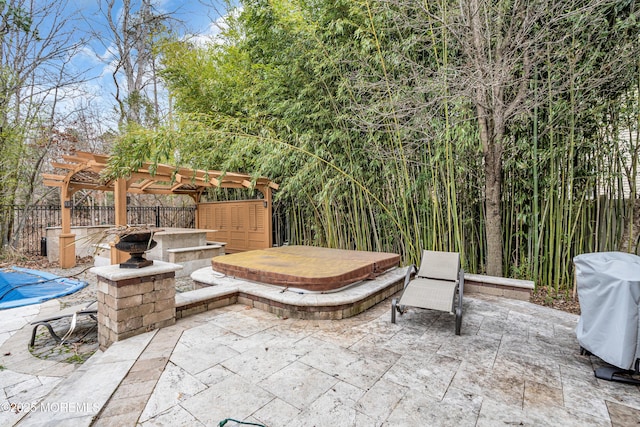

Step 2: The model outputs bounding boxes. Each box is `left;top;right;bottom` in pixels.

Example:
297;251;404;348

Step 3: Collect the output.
574;252;640;370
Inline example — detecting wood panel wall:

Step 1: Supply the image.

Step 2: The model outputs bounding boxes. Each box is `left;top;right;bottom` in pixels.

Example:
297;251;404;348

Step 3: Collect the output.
197;200;271;252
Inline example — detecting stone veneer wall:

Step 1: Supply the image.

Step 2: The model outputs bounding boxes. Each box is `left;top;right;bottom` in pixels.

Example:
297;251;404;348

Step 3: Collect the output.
93;262;181;350
46;225;114;263
176;267;408;321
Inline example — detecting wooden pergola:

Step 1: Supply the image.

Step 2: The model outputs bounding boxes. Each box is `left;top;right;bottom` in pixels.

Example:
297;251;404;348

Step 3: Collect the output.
43;151;278;268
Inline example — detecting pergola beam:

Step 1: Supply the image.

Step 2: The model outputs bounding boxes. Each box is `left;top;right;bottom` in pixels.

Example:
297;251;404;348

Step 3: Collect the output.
42;173;67;181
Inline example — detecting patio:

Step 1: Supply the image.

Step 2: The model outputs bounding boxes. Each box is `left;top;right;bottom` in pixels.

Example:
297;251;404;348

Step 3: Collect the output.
1;289;639;426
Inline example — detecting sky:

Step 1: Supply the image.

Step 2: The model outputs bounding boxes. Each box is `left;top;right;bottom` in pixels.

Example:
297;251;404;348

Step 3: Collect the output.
54;0;233;130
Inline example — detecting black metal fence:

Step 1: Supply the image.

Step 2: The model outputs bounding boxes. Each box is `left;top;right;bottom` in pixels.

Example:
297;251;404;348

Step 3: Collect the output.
4;205;196;255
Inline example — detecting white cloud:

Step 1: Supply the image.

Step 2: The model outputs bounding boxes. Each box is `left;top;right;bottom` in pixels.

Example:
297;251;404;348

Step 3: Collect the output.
185;6;242;47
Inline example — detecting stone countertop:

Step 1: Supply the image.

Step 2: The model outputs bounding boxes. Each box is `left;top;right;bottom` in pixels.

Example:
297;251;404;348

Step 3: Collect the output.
90;260;183;281
154;228;216;235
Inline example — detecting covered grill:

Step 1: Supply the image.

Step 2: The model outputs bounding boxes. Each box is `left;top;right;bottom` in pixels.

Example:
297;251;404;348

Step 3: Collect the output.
574;251;640;384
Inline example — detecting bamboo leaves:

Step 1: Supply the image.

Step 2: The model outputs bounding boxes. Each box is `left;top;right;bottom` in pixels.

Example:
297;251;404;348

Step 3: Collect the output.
107;0;640;292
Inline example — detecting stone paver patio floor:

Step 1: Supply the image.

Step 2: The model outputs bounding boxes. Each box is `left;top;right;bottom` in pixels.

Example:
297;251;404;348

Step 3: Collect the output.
2;293;640;426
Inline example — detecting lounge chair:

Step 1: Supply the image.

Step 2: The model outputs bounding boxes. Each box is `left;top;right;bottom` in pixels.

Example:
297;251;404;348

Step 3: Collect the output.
391;250;464;335
29;301;97;346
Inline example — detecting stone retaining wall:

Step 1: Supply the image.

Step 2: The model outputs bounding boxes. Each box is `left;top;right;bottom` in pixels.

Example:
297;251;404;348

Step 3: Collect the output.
463;273;534;301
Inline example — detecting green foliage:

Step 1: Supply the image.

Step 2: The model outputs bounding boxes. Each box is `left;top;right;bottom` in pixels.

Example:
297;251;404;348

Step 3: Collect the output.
0;0;33;36
110;0;640;290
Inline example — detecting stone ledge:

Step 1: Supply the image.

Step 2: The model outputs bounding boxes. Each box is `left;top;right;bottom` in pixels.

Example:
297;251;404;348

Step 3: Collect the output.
463;273;534;301
166;246;225;278
91;261;183;281
166;244;221;253
175;268;536;318
176;267;407;320
175;288;239;319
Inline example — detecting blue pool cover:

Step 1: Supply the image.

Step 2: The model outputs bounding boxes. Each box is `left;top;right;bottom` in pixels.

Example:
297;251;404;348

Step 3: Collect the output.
0;266;88;310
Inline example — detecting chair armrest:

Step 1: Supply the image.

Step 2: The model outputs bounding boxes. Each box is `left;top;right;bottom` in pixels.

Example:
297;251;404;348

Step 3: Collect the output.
404;264;416;289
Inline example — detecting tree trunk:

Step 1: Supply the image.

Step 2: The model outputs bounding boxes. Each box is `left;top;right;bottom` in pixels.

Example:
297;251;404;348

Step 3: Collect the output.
467;0;505;276
477;107;504;277
619;197;640;254
484;139;504;277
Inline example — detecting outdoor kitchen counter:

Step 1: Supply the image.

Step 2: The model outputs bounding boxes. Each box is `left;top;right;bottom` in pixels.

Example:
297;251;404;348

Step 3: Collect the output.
147;228;216;262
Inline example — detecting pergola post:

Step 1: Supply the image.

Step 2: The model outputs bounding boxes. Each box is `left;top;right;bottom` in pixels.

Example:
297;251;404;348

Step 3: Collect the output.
263;185;273;248
192;192;202;229
59;185;76;268
110;178;129;264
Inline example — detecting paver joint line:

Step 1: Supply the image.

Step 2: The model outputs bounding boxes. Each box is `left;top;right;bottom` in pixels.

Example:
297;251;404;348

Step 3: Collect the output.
5;290;640;426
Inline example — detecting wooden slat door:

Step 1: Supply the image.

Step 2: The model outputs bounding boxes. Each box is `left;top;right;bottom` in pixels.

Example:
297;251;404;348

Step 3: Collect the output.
198;200;270;252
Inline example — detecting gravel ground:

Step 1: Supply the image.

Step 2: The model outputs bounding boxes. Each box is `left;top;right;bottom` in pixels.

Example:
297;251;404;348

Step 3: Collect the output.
3;257;194;364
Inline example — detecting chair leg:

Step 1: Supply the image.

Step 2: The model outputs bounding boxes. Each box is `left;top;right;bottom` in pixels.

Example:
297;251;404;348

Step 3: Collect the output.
455;271;464;335
391;298;397;323
30;322;62;347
